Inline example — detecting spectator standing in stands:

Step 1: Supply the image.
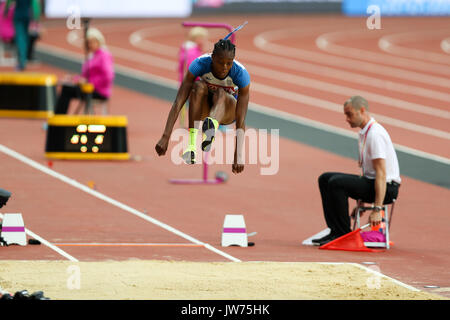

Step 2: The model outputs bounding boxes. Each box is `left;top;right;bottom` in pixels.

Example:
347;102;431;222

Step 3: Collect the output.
3;0;40;70
27;0;41;62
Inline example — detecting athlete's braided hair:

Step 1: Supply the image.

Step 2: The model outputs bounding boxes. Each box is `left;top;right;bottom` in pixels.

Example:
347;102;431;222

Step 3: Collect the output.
213;39;235;56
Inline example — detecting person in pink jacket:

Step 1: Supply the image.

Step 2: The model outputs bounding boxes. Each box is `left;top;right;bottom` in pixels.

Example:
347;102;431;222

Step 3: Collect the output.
178;26;208;126
55;27;114;114
178;26;208;84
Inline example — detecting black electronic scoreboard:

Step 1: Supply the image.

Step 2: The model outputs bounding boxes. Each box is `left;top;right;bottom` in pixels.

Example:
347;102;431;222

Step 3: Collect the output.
0;73;57;118
0;72;57;119
45;115;129;160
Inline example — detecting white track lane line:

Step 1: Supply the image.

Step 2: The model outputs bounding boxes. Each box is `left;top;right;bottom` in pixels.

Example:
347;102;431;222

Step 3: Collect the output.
38;42;179;90
254;29;450;89
59;23;450;105
36;42;450;163
128;28;450;119
0;212;78;262
112;36;450;162
249;261;421;292
248;64;450;120
441;37;450;54
350;263;420;292
129;25;450;103
53;243;204;246
252;82;450;140
68;27;450;122
129;25;450;108
66;30;178;70
249;102;450;165
316;30;450;74
0;144;241;263
378;31;450;65
117;33;450;138
122;28;450;121
240;46;450;104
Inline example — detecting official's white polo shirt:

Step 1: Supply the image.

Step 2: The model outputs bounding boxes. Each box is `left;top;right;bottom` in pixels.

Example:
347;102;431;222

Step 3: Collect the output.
359;118;401;184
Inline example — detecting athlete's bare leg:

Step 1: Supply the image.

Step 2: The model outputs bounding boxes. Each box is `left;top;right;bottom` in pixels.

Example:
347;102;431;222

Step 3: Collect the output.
188;80;210;128
184;82;237;161
201;88;236;151
209;87;237;125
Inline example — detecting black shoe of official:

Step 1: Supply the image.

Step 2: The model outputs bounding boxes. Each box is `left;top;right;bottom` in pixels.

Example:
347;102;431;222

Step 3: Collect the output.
311;233;334;246
317;234;340;246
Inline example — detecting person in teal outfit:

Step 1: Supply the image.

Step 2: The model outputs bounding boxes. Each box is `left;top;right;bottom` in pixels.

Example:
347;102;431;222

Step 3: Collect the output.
3;0;40;70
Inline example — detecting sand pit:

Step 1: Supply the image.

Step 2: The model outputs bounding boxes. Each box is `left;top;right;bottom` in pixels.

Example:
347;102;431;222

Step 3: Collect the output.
0;260;445;300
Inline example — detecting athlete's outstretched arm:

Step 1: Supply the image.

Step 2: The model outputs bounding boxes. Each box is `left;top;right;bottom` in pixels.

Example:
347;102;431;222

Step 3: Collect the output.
155;71;196;156
233;84;250;174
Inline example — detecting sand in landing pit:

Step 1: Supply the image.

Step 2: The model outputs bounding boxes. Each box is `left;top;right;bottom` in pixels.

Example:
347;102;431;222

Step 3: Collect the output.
0;260;446;300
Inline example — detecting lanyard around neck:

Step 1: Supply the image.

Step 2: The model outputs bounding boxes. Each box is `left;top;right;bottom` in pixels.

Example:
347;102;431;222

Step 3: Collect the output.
358;121;376;169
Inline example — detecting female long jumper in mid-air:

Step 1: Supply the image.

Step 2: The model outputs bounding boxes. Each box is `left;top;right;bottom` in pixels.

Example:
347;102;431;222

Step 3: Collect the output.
155;26;251;174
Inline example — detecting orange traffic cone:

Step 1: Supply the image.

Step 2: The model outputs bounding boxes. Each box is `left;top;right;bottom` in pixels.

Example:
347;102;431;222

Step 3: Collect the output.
319;229;378;252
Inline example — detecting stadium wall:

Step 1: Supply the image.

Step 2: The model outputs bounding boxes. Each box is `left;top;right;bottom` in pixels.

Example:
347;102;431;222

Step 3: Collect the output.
192;1;342;14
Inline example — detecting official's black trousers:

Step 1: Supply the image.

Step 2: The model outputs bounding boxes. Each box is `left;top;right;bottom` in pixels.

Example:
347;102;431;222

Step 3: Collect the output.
318;172;400;237
54;84;107;115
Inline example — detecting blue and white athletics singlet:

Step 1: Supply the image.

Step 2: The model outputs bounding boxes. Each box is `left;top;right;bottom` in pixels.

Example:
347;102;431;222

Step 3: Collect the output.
188;54;251;97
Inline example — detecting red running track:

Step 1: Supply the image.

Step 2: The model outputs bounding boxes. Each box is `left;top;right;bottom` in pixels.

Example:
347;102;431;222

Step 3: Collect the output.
0;15;449;297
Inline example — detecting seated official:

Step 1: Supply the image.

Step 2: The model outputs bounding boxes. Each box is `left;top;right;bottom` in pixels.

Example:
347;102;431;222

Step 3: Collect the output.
54;27;114;114
313;96;401;246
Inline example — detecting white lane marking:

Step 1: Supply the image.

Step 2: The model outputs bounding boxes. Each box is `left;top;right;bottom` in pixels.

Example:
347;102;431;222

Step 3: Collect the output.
0;144;241;263
38;42;180;90
441;37;450;54
249;262;423;293
111;43;450;161
254;28;450;89
66;30;177;70
378;31;450;65
247;64;450;120
72;27;450;120
130;25;450;104
53;243;205;247
249;102;450;165
57;22;450;105
350;263;421;292
252;82;450;140
316;29;450;73
125;30;450;135
129;24;183;56
127;27;450;118
241;47;450;103
43;18;153;32
0;212;78;262
37;42;450;163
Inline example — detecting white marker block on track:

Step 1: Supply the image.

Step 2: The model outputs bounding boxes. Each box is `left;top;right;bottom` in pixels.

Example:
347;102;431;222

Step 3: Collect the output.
221;214;248;247
1;213;27;246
